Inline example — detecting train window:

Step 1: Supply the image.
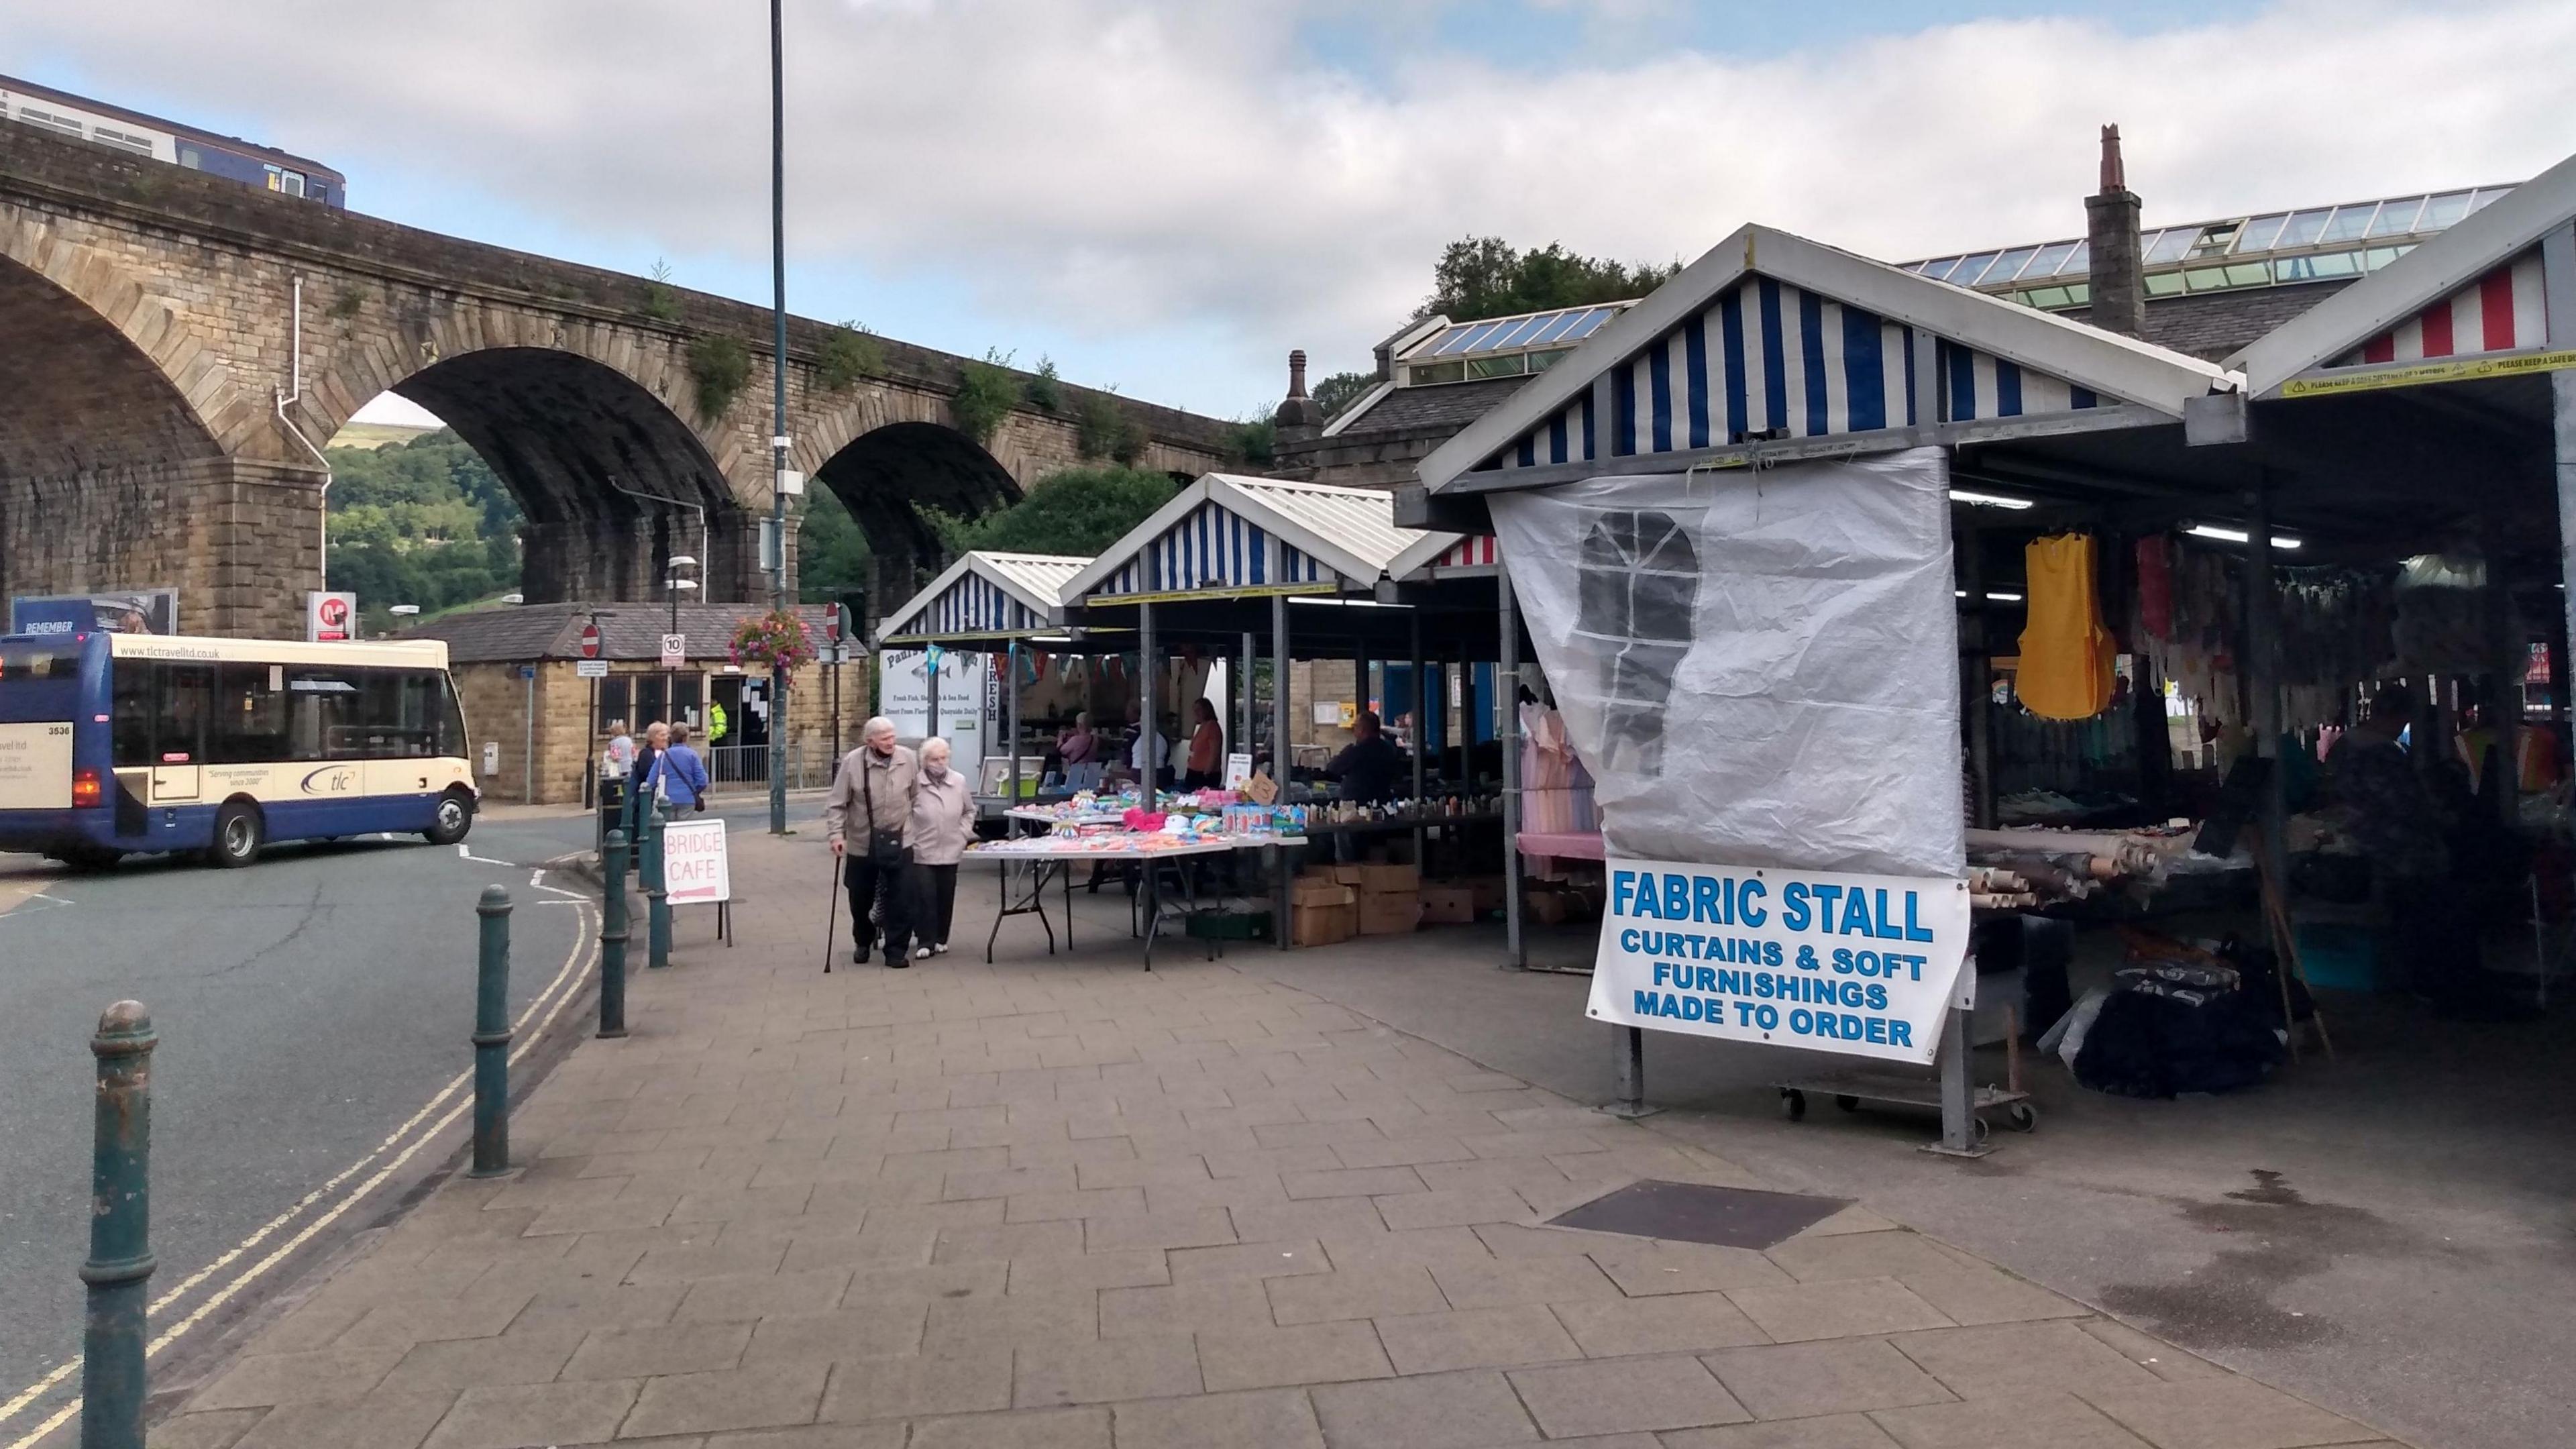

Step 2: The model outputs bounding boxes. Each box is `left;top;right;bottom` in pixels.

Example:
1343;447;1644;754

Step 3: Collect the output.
279;172;305;198
178;145;201;169
92;126;153;156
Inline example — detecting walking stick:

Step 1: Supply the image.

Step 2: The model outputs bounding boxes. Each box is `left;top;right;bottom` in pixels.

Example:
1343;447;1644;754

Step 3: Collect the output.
824;848;841;975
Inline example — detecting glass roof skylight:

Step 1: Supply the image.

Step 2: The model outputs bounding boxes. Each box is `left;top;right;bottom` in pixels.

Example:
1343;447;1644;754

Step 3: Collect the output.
1897;185;2517;312
1407;303;1627;362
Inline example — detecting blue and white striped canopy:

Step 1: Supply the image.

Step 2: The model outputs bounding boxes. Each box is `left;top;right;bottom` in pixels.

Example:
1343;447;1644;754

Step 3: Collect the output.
1486;274;2106;472
1089;500;1332;598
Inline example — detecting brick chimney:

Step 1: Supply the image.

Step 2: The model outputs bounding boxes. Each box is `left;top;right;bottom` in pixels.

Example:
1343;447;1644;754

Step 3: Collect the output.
2084;124;2147;337
1273;348;1324;441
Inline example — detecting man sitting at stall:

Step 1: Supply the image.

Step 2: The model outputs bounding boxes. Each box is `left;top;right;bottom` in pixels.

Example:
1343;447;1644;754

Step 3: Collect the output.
2328;684;2520;1018
1326;708;1404;806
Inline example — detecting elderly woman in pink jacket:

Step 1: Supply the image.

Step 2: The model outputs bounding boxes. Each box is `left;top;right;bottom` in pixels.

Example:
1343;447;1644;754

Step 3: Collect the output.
906;737;979;959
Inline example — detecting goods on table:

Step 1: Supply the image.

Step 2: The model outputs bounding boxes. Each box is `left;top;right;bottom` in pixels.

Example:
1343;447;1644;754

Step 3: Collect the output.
969;832;1228;857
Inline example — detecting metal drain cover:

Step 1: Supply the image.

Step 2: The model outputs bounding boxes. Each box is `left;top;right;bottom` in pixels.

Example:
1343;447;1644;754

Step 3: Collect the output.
1548;1179;1850;1250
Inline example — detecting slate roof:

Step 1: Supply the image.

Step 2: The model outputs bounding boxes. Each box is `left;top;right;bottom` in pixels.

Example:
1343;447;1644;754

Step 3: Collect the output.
2067;279;2355;362
1328;376;1532;437
407;602;841;664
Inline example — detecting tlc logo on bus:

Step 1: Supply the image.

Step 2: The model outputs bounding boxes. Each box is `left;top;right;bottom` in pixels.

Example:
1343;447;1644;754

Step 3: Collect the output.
301;766;359;794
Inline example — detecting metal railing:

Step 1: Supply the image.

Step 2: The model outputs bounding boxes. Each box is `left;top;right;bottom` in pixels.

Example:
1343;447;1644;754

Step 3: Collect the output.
704;741;816;792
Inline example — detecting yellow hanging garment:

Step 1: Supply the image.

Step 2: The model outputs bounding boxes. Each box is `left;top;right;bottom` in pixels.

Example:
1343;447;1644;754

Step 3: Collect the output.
2016;533;2116;720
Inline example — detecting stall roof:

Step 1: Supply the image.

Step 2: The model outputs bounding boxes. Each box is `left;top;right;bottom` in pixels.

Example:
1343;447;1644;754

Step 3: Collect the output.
1417;223;2241;497
1065;474;1458;603
2229;149;2576;400
875;550;1089;646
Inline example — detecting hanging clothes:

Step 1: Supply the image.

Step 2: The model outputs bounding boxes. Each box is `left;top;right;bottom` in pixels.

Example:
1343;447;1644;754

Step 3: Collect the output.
2017;533;2117;721
2135;535;2174;642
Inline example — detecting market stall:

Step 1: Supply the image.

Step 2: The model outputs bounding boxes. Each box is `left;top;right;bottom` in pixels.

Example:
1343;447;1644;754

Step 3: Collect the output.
1399;219;2312;1148
871;549;1099;803
1060;473;1525;948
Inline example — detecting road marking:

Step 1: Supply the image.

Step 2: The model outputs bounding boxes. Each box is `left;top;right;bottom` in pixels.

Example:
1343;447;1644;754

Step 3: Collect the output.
458;844;517;867
0;900;599;1446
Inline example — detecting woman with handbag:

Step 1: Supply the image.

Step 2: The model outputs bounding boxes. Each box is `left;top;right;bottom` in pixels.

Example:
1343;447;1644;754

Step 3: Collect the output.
822;716;920;967
906;737;978;959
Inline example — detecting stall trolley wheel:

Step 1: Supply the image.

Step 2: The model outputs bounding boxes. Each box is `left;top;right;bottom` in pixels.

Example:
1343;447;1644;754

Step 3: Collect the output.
1972;1115;1992;1144
1834;1094;1862;1113
1780;1089;1807;1122
2006;1102;2040;1133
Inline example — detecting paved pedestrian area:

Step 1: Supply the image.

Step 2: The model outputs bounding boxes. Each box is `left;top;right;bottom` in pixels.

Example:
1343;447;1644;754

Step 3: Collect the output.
138;832;2402;1449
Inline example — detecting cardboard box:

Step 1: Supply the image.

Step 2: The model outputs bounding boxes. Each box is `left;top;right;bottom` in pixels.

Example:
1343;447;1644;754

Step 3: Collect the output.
1293;902;1358;947
1464;875;1508;912
1327;864;1367;887
1293;879;1357;908
1418;885;1476;925
1358;892;1424;935
1360;863;1421;894
1525;887;1570;926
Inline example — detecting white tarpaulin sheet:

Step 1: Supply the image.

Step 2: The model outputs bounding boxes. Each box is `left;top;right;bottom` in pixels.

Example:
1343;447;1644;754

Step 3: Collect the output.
1489;447;1964;879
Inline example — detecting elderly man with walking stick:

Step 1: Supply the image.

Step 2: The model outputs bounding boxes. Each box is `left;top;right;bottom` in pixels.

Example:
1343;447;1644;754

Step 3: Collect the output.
823;716;920;968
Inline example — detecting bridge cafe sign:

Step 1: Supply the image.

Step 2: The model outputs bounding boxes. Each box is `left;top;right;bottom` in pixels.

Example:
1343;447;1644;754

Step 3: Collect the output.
1585;860;1970;1065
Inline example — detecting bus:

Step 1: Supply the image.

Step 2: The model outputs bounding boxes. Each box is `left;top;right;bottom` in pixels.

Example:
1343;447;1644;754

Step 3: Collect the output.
0;631;478;869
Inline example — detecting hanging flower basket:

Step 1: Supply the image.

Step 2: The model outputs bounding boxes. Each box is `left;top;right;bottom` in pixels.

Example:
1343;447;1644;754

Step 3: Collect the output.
729;609;816;674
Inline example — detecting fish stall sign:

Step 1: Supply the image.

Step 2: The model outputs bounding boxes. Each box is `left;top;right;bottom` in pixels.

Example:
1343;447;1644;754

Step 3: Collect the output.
1588;861;1970;1065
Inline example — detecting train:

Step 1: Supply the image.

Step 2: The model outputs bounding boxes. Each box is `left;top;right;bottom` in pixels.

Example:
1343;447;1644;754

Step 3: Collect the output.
0;73;344;209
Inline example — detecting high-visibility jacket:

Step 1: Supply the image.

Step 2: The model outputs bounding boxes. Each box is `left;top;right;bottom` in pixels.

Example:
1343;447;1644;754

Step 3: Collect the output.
708;702;730;743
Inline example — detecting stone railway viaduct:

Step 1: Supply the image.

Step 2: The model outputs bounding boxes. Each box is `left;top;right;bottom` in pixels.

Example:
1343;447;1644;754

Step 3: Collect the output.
0;122;1240;637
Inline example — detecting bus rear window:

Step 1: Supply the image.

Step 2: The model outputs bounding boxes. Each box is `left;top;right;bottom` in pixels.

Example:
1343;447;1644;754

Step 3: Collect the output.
0;643;84;723
0;645;81;680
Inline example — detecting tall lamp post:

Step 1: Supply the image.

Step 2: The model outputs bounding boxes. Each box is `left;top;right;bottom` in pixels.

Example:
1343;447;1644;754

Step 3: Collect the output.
765;0;792;834
665;555;698;731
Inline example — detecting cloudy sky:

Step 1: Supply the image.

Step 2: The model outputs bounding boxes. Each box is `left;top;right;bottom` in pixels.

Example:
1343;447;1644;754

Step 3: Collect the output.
12;0;2574;428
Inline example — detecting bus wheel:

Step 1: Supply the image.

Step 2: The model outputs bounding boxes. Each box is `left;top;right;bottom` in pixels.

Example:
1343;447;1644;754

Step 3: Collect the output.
210;802;264;868
425;789;475;845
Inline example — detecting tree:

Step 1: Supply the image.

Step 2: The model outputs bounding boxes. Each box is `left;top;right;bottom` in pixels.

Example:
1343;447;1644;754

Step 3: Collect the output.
1418;236;1678;322
795;486;874;605
1311;370;1373;420
324;429;524;628
954;466;1176;556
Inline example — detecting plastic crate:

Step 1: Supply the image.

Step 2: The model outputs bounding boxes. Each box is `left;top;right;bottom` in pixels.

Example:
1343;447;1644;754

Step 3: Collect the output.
1187;909;1272;942
2294;921;2385;993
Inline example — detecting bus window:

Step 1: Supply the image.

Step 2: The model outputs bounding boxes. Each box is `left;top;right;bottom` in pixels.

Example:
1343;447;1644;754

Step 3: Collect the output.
113;664;154;767
288;669;363;759
438;675;469;759
157;664;213;764
212;663;290;763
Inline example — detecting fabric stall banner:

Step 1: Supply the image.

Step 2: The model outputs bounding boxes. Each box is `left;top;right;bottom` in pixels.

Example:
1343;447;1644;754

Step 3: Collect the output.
1587;859;1971;1065
1487;446;1964;880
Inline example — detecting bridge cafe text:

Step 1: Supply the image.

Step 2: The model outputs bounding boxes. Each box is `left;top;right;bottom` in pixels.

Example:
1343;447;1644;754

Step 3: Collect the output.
1585;861;1972;1066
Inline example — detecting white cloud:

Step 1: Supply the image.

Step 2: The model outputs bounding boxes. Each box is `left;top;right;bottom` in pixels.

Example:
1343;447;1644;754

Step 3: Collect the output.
15;0;2576;413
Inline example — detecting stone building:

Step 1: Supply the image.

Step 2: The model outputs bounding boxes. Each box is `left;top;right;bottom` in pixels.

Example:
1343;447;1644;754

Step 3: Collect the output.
407;602;865;807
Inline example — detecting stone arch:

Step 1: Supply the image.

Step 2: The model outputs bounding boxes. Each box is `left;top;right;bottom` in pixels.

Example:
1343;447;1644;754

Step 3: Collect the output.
809;416;1022;614
307;307;759;604
0;244;243;611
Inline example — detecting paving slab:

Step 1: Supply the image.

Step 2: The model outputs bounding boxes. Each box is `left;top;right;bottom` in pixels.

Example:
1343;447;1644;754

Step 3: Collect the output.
128;830;2402;1449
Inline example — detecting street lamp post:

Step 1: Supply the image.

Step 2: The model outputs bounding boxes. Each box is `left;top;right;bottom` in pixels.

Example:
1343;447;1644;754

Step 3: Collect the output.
665;555;698;733
767;0;792;835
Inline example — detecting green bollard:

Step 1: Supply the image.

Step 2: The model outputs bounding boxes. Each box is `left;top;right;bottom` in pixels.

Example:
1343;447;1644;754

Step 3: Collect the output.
644;801;672;971
81;1000;156;1449
470;885;513;1178
598;828;630;1038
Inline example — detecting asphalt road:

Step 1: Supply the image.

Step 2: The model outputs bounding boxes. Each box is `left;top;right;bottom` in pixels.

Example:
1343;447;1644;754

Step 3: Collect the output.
0;800;668;1439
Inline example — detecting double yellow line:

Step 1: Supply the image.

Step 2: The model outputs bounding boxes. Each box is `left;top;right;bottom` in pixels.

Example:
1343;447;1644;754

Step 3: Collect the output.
0;898;600;1448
